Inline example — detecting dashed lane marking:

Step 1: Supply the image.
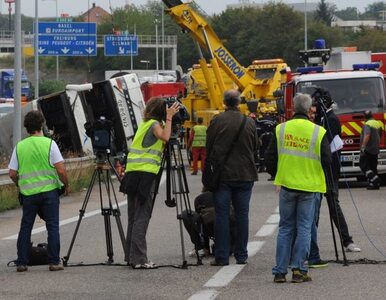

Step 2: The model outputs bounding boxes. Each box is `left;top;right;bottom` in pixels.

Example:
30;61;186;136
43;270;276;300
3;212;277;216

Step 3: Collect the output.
255;224;278;237
188;289;219;300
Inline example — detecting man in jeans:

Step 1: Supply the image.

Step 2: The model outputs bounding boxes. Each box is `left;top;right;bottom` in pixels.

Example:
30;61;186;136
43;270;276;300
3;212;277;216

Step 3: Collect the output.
8;110;69;272
265;93;332;283
205;89;258;266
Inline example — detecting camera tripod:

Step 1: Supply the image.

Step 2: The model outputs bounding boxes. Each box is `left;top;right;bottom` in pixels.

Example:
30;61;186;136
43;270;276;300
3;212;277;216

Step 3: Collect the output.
153;135;195;268
62;154;126;266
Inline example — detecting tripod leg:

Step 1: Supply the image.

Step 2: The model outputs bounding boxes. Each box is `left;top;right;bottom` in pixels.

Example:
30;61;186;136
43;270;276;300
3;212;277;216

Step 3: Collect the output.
63;168;98;266
108;164;127;254
102;208;114;263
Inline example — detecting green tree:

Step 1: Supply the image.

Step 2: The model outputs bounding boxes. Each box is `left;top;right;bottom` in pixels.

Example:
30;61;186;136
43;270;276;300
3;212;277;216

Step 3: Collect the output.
39;79;67;96
362;1;386;20
314;0;336;25
335;7;360;20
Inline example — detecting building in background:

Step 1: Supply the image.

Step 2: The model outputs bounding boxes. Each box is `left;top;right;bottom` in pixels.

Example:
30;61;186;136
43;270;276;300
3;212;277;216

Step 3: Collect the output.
80;2;110;25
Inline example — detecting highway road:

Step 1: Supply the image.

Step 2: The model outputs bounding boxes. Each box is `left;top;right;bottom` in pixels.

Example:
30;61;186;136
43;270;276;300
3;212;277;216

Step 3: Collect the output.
1;163;386;300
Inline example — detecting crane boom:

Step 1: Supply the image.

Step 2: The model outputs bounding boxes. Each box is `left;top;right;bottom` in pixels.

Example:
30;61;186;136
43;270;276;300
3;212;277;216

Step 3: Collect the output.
162;1;254;90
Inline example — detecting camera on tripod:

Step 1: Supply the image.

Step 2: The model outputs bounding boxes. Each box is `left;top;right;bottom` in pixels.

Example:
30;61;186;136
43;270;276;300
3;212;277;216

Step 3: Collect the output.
165;97;189;131
85;116;113;163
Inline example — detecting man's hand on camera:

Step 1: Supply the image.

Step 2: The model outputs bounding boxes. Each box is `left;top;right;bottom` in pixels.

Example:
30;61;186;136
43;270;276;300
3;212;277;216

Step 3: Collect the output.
166;102;180;119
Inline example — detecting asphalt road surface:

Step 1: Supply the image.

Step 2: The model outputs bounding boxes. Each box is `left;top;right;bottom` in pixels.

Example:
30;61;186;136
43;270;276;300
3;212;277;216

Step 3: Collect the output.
1;163;386;300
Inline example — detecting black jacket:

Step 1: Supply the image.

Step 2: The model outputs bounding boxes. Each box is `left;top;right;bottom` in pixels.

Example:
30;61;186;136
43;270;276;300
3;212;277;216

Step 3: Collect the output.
321;109;341;180
206;108;258;182
264;113;332;190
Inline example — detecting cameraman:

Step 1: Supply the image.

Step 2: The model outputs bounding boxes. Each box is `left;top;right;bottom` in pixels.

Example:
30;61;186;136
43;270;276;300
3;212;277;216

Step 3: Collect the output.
121;97;180;269
310;89;360;263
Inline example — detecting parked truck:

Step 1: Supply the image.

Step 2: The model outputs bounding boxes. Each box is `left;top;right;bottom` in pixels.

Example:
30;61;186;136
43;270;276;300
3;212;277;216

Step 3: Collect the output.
280;44;386;182
0;69;32;101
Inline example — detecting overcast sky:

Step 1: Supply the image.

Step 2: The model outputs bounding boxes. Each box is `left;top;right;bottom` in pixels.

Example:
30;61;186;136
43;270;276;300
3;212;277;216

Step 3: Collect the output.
1;1;379;18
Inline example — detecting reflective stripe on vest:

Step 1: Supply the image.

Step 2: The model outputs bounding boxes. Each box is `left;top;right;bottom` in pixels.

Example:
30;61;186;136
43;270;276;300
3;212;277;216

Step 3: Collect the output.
17;136;62;196
274;119;326;193
125;119;164;174
192;125;207;147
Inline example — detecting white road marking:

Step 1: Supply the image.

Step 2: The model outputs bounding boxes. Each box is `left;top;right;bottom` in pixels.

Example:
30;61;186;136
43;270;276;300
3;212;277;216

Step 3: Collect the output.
255;224;278;237
188;289;219;300
189;206;280;299
266;214;280;224
204;265;245;288
2;176;166;241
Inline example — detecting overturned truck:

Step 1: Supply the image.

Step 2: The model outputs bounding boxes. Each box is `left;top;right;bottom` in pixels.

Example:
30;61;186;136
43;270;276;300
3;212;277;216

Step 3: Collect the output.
0;74;145;159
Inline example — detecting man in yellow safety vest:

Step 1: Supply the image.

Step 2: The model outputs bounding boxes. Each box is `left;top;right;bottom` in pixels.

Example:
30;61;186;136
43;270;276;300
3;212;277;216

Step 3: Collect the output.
265;93;332;283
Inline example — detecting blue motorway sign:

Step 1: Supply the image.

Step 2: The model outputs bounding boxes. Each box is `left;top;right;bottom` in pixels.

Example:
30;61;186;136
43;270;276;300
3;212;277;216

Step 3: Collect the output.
38;22;97;35
38;35;97;56
104;35;138;56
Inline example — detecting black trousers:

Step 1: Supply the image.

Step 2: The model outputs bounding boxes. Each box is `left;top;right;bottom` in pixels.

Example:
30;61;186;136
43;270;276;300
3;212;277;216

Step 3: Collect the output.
325;186;353;247
360;152;379;179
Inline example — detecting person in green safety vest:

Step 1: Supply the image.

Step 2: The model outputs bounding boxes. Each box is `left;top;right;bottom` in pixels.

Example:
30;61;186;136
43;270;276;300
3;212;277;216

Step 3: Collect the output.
120;97;180;269
8;110;69;272
360;110;382;190
187;117;207;175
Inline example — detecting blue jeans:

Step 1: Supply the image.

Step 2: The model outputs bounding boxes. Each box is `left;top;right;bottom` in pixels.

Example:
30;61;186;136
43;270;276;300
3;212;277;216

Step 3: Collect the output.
272;188;315;274
309;193;322;264
17;189;60;266
213;181;254;264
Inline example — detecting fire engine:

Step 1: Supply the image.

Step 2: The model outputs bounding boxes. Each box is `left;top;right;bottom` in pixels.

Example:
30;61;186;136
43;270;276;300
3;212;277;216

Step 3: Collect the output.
281;42;386;181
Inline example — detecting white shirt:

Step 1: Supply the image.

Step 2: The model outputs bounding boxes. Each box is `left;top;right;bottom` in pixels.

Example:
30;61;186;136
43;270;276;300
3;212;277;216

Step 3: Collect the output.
8;140;64;171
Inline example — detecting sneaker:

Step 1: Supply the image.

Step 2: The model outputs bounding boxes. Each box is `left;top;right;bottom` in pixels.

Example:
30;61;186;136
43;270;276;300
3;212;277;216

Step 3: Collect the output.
308;260;328;268
49;264;64;271
132;261;158;269
345;243;361;252
273;273;286;283
291;269;312;283
191;172;197;175
210;260;229;266
16;265;28;272
366;185;380;190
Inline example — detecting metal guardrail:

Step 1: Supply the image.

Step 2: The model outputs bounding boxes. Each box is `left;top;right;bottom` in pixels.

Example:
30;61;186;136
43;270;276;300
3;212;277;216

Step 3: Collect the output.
0;156;94;187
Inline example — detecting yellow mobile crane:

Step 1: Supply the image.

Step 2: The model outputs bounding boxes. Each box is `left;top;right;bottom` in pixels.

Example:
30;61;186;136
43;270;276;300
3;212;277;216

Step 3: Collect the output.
162;0;288;126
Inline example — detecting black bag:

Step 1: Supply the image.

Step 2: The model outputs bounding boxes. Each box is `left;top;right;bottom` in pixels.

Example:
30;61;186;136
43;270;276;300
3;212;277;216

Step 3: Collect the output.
28;243;48;266
202;160;221;192
202;116;247;192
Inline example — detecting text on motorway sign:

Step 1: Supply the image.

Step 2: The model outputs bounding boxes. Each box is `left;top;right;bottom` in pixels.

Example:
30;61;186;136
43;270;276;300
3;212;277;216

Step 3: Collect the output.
38;22;96;35
38;35;97;56
104;35;138;56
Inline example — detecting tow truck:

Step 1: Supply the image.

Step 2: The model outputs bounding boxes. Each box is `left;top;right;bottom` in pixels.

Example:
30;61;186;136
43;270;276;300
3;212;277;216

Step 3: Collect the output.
162;0;288;128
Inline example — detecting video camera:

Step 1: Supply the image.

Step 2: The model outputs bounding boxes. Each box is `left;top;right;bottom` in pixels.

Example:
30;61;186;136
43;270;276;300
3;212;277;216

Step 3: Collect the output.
165;97;190;126
85;116;113;163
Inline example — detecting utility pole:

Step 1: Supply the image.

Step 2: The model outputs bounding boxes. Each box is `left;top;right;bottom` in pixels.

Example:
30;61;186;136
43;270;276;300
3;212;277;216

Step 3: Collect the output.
13;0;22;145
35;0;39;98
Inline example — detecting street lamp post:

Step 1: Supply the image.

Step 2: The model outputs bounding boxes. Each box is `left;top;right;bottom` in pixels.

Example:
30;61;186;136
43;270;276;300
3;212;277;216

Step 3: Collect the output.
35;0;39;98
154;19;160;82
304;0;308;51
161;6;165;70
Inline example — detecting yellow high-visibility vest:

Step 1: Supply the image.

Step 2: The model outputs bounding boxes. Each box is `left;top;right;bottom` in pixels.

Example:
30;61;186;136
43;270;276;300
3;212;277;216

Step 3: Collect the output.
17;136;62;196
125;119;164;174
274;119;327;193
192;125;207;147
